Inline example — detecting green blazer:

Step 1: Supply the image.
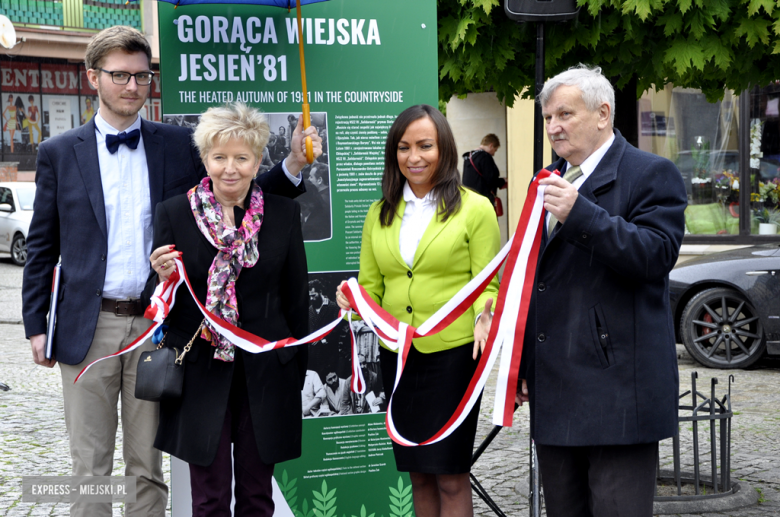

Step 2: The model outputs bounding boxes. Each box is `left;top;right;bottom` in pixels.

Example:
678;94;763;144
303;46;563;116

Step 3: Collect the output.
358;188;500;354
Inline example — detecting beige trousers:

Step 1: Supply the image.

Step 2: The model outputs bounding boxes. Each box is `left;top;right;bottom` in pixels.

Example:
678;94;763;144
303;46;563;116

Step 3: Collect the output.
59;311;167;517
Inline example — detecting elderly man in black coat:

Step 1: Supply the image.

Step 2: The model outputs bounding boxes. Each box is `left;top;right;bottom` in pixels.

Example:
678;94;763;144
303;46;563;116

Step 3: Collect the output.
516;65;687;517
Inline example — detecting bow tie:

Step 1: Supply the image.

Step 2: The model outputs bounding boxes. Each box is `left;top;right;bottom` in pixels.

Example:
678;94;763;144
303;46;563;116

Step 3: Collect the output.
105;129;141;154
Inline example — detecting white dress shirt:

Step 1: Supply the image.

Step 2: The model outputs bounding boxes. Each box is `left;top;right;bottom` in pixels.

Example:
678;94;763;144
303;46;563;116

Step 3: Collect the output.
399;182;437;269
94;111;152;300
281;160;302;186
94;112;301;300
545;132;615;229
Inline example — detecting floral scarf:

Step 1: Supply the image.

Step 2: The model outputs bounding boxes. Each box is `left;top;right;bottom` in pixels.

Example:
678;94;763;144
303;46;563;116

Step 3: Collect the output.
187;177;264;362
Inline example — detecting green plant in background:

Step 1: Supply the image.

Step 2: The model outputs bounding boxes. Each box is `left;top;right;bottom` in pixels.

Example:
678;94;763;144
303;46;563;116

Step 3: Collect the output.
691;138;711;179
312;479;338;517
438;1;780;106
754;207;780;225
388;476;413;517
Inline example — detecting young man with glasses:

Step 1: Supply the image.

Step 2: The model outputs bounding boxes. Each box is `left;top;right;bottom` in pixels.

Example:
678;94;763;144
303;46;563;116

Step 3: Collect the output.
22;26;321;517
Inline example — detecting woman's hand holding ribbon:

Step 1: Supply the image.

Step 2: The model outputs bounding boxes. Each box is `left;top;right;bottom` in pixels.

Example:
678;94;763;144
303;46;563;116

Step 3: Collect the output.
150;244;181;283
335;281;352;311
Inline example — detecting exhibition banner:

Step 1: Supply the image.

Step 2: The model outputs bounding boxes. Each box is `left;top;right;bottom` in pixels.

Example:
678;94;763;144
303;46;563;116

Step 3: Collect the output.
158;1;437;514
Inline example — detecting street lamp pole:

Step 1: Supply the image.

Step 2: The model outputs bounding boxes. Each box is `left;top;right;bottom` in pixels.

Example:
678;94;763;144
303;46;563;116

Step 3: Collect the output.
503;3;581;516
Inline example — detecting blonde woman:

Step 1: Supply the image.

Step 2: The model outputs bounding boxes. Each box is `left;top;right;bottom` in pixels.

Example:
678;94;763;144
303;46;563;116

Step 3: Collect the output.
146;102;310;516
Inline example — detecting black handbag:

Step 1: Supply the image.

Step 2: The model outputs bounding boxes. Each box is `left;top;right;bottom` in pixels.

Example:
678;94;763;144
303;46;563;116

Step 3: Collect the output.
135;321;204;402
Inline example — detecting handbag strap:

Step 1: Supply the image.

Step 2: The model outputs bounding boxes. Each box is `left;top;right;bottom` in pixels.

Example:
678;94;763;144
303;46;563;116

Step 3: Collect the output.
174;320;205;365
468;151;484;177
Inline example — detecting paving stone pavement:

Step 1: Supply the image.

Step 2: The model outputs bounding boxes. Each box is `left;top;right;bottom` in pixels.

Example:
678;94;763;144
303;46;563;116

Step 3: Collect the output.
0;256;23;324
471;343;780;516
0;259;169;517
1;257;779;516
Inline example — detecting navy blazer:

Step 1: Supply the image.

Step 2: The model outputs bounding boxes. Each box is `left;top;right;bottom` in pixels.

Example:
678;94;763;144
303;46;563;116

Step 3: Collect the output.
519;130;687;446
22;118;302;365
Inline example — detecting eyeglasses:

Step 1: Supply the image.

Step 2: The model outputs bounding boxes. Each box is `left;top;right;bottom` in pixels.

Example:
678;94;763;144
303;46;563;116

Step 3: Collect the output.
98;68;155;86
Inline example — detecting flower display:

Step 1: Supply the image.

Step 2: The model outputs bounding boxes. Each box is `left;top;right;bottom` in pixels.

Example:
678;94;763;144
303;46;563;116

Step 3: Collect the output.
750;119;764;169
751;179;780;204
714;170;738;190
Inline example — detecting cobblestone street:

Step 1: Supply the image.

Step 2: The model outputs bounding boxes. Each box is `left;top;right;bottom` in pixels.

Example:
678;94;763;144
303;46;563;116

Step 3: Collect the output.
0;258;170;517
471;349;780;516
1;257;779;516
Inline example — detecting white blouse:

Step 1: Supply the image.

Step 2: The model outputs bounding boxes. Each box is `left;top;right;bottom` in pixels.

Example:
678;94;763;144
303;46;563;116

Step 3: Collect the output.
399;181;437;269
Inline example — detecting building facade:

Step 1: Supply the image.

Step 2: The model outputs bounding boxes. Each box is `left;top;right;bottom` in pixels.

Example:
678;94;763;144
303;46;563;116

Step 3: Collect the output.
1;0;161;171
450;84;780;252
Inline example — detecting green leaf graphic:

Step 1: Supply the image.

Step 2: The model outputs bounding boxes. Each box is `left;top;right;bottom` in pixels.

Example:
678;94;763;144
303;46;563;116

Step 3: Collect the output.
352;504;376;517
312;480;338;517
278;470;300;513
388;477;414;517
297;498;315;517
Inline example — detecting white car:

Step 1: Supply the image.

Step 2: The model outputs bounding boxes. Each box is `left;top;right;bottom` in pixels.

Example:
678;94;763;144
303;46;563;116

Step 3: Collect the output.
0;182;35;266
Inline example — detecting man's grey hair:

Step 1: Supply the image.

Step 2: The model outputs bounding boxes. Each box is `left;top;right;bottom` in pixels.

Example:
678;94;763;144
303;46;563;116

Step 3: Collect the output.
538;64;615;124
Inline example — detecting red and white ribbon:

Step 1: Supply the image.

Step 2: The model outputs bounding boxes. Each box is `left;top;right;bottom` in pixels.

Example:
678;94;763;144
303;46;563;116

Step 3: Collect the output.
75;258;347;382
76;169;556;447
74;263;186;383
340;169;554;445
346;311;366;394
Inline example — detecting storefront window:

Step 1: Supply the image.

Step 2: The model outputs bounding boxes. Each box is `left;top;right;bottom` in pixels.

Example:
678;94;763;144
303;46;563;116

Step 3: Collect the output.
0;58;162;170
638;86;741;236
748;84;780;235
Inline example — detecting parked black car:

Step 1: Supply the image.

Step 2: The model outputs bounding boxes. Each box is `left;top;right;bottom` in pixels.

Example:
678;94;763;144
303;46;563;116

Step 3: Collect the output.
669;244;780;369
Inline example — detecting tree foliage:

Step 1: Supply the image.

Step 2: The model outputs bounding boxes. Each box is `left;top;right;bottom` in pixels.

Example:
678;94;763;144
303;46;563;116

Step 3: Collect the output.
438;0;780;105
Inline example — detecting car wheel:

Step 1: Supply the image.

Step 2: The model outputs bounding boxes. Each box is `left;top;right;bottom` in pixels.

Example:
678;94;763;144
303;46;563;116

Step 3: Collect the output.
680;287;766;369
10;233;26;267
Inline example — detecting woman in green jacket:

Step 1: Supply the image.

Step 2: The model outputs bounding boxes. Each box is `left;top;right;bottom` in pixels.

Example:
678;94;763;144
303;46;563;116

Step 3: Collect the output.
337;104;500;517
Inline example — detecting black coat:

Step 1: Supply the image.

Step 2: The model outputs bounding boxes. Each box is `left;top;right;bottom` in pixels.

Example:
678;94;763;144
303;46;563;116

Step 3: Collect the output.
462;149;505;206
519;130;687;446
145;192;309;466
21;118;304;365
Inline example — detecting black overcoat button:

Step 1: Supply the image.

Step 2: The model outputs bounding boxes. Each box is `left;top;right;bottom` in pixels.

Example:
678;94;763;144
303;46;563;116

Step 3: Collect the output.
537;333;546;342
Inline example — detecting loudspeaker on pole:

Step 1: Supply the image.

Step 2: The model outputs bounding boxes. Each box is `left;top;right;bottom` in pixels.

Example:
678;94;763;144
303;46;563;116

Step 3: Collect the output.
504;0;580;22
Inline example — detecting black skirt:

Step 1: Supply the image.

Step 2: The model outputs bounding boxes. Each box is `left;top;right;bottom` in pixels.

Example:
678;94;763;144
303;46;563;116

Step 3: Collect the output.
379;343;482;474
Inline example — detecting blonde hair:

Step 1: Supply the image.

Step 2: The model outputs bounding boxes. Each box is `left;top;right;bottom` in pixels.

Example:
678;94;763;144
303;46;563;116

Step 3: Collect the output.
193;102;270;161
